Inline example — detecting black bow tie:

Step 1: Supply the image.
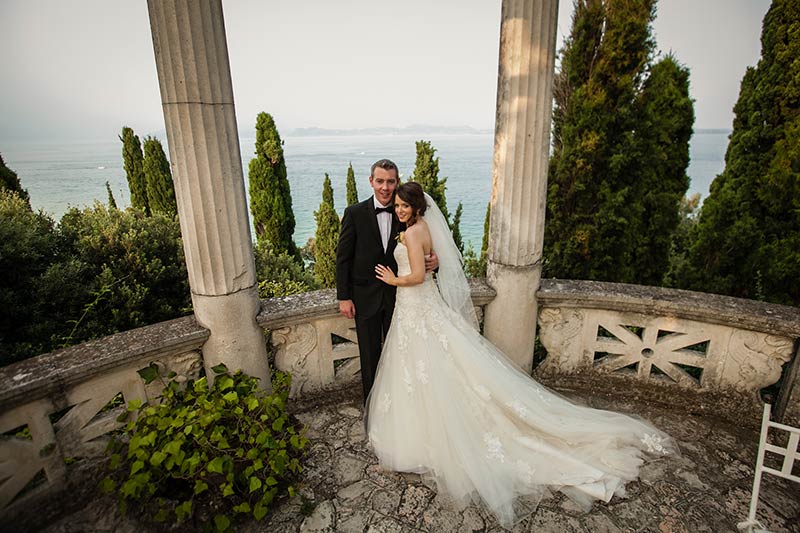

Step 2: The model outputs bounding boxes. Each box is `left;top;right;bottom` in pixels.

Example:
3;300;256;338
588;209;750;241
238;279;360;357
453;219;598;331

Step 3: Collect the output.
375;205;394;214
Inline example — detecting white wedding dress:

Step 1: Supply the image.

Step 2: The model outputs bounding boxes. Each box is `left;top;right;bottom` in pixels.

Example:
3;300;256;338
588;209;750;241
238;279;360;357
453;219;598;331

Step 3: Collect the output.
366;241;674;526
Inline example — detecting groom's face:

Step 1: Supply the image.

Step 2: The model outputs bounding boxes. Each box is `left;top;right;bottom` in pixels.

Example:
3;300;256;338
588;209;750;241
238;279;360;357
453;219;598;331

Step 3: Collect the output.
369;167;398;206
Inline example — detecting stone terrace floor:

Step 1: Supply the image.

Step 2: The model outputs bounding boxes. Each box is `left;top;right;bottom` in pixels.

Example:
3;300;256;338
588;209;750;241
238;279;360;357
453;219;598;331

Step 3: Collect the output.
45;385;799;533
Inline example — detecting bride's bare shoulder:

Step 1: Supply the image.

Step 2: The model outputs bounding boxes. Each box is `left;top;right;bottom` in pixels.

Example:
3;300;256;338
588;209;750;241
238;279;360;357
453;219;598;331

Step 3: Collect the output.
406;220;430;239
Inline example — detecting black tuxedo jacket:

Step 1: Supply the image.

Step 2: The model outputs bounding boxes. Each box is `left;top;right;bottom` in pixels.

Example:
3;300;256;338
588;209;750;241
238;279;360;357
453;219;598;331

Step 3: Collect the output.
336;197;404;319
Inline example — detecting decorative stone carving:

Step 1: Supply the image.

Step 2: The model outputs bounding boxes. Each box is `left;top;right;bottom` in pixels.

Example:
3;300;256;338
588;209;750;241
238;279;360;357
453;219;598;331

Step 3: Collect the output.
271;317;363;397
537;305;795;406
723;331;793;392
273;323;318;397
537;308;586;374
143;350;204;399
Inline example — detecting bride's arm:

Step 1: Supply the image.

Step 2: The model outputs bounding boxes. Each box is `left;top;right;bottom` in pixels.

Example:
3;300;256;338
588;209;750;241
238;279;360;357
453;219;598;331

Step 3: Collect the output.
375;227;427;287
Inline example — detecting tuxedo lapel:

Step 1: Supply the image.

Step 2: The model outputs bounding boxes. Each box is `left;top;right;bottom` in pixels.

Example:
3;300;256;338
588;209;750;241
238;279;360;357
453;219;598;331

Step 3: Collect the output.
387;213;401;256
366;197;384;254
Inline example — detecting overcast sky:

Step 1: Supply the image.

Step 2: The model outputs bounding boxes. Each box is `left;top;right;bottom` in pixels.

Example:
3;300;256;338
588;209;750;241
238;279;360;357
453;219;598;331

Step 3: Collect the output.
0;0;771;143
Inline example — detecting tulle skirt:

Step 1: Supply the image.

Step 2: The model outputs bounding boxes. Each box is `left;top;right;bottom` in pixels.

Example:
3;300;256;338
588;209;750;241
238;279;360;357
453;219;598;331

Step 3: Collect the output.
365;278;675;526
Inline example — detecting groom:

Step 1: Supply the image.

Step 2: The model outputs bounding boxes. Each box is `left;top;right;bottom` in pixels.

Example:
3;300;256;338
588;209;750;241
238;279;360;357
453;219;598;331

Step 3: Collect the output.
336;159;435;401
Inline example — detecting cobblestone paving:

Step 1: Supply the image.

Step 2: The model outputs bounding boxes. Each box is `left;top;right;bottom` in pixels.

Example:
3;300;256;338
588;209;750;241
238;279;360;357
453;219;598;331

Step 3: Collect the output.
253;387;799;533
44;385;799;532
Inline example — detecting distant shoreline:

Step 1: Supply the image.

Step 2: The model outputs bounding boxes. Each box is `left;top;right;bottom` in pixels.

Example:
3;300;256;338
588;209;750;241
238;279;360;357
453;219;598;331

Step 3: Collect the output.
0;127;731;145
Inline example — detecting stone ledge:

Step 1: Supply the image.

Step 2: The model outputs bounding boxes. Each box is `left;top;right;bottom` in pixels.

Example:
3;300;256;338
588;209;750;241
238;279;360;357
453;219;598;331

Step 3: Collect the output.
257;281;497;330
0;315;208;412
538;279;800;338
0;281;496;413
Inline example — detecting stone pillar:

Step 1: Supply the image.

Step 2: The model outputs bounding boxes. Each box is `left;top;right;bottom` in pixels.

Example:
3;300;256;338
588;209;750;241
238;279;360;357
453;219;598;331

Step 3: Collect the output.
483;0;559;372
147;0;271;389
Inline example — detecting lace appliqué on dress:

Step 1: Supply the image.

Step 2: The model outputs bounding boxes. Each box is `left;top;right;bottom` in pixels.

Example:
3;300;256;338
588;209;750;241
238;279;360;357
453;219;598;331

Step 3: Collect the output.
484;432;505;463
506;399;529;420
516;460;536;485
641;433;669;455
416;360;429;384
378;393;392;414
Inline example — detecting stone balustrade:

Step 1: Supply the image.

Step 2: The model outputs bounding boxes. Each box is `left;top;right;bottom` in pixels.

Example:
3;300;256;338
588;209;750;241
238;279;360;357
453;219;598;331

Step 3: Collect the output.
1;279;798;521
0;282;494;520
535;279;800;428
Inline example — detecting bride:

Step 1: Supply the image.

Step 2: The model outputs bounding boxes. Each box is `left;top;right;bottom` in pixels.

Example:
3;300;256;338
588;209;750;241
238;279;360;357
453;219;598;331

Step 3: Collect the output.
367;181;675;526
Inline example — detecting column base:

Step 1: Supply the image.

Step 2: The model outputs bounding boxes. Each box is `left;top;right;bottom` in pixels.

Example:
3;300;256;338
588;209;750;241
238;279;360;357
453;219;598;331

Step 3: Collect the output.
193;286;272;391
484;261;542;373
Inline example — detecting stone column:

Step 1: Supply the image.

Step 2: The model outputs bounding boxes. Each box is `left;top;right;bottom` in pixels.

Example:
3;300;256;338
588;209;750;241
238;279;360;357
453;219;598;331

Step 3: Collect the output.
483;0;559;373
147;0;271;389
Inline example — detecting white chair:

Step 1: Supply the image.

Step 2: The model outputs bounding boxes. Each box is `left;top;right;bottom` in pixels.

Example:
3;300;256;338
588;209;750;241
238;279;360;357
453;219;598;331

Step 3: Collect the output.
737;403;800;533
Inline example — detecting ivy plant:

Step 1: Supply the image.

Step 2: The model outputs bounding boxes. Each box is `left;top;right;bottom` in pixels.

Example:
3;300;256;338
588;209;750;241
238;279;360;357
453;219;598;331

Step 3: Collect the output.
101;365;307;531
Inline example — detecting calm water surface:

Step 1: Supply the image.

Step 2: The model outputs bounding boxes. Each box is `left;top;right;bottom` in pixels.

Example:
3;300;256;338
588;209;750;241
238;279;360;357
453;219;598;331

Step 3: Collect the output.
2;131;728;249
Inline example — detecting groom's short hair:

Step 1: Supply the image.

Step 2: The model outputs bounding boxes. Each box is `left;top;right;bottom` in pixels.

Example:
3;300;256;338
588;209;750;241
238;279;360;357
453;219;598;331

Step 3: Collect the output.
370;159;399;178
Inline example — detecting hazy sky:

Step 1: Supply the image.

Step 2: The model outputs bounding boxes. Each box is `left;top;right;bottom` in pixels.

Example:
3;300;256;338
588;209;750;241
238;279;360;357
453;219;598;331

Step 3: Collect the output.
0;0;771;143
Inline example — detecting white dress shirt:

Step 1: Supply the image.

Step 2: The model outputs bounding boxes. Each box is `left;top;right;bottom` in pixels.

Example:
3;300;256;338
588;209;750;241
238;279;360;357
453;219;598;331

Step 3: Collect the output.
373;196;392;252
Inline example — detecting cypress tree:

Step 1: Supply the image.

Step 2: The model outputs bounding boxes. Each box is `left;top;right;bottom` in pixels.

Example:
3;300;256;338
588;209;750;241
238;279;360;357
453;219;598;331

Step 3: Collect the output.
464;202;490;278
106;181;118;210
0;153;30;206
451;202;464;254
346;162;359;206
313;174;340;288
120;126;148;215
411;140;449;223
682;0;800;305
248;112;299;259
544;0;693;285
635;55;695;285
143;136;177;217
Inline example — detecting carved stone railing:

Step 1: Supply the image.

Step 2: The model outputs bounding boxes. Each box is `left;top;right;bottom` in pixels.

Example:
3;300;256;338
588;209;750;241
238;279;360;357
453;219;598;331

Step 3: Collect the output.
0;283;495;520
536;280;800;427
262;281;497;398
1;279;798;522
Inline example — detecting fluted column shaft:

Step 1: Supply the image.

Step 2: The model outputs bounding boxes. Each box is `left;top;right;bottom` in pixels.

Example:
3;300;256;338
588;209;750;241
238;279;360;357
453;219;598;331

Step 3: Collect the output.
484;0;559;372
148;0;270;388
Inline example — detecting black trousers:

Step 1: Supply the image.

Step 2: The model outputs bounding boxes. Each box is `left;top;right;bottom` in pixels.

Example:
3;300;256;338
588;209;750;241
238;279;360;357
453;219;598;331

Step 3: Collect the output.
354;303;394;403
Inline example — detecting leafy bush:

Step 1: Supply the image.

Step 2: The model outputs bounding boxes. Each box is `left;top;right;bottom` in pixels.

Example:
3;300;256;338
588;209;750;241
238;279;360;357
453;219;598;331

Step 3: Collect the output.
0;191;83;363
58;204;190;340
0;196;191;363
254;240;316;298
102;366;307;531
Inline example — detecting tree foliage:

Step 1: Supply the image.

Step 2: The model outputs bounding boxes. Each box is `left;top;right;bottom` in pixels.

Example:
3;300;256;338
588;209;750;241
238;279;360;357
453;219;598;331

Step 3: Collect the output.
106;181;118;210
143;136;178;217
0;190;75;364
680;0;800;305
451;202;464;254
58;204;190;340
248;113;299;260
120;126;149;215
544;0;694;285
0;191;190;364
411;140;449;223
0;153;29;205
346;162;359;206
313;174;340;288
253;241;316;299
464;203;490;278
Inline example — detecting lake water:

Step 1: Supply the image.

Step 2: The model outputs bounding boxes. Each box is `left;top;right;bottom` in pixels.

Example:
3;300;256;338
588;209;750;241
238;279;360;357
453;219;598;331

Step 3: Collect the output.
2;131;728;249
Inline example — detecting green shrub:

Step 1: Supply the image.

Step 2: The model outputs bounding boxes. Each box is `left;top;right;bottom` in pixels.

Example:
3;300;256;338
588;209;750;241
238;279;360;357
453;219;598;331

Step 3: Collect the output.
0;191;83;363
102;366;307;531
254;240;316;299
59;204;190;340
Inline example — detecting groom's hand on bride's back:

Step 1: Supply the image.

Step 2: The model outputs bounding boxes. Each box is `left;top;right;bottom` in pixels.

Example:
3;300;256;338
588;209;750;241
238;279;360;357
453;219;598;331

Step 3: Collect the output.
339;299;356;319
425;251;439;273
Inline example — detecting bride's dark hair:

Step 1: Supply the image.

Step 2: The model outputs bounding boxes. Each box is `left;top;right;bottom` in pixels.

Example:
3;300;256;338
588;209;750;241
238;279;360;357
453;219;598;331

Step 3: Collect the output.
396;181;427;225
